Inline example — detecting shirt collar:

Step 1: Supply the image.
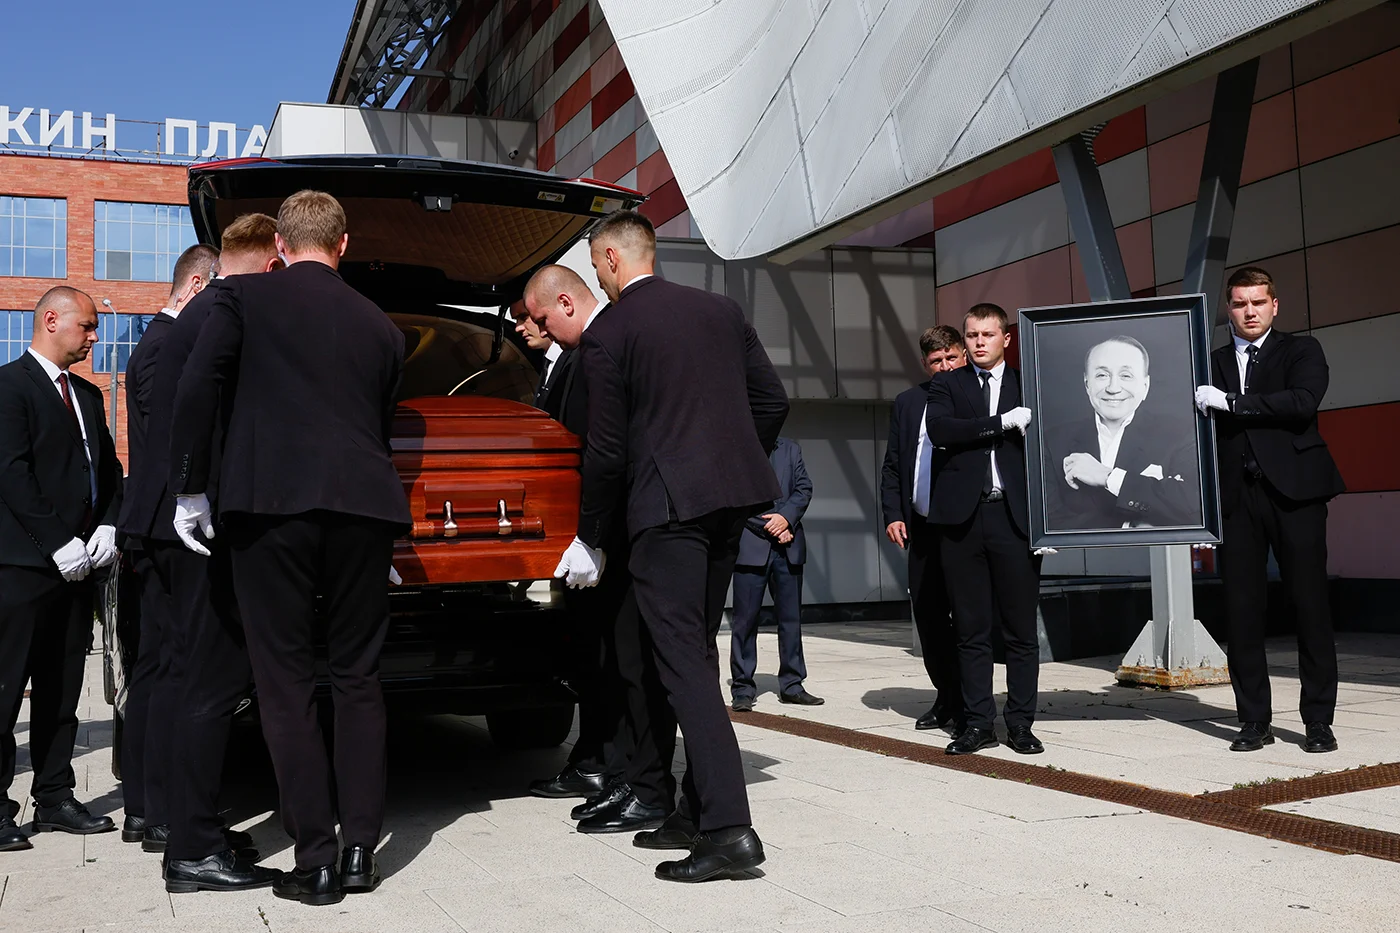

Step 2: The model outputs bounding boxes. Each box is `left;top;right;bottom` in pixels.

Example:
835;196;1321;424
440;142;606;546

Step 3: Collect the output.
580;299;607;334
972;360;1006;380
1233;328;1271;353
545;341;563;363
1095;411;1134;435
620;272;654;293
26;346;66;380
159;306;179;319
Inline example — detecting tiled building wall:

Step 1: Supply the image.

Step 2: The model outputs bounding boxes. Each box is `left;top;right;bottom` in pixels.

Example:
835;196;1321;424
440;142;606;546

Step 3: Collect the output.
405;2;1400;590
0;155;189;469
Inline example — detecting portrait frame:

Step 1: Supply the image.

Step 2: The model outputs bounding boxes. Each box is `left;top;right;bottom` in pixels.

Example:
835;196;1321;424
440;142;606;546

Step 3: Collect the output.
1020;293;1222;549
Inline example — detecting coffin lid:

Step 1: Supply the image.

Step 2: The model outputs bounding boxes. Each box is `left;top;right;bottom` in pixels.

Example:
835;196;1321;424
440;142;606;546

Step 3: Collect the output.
391;396;580;453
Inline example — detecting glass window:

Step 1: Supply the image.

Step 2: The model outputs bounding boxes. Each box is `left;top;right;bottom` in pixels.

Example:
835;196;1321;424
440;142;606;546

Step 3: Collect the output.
0;197;68;279
92;312;154;374
2;310;34;365
94;201;197;283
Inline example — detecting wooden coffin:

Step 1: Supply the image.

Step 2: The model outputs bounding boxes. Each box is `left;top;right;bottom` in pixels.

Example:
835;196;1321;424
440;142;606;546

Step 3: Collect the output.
390;396;580;586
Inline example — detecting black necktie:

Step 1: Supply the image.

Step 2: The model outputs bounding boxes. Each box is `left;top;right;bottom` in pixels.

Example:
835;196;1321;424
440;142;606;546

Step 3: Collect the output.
534;360;555;407
1243;345;1258;393
980;371;994;496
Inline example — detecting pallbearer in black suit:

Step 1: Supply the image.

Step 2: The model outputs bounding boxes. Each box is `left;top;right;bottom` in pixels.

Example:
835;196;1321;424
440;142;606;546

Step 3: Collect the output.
1194;267;1346;754
169;192;412;904
557;210;788;882
729;437;821;711
880;325;966;731
520;266;622;807
925;304;1045;757
128;216;280;887
0;287;121;851
510;301;564;411
114;243;219;851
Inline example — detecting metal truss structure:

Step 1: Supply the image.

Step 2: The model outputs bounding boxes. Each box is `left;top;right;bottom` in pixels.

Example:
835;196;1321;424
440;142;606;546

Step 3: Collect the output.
329;0;461;109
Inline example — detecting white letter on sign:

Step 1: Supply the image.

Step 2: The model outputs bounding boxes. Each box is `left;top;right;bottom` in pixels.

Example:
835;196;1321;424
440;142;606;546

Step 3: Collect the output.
201;121;237;158
39;109;74;148
240;124;267;158
165;118;197;156
1;107;35;145
83;112;116;150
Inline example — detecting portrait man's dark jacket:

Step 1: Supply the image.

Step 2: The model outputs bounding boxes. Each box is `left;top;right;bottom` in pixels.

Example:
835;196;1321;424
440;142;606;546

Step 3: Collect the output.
1046;417;1202;530
1209;330;1345;514
577;276;788;547
168;262;411;530
0;353;123;566
116;311;174;540
738;438;811;567
880;380;931;529
924;365;1029;535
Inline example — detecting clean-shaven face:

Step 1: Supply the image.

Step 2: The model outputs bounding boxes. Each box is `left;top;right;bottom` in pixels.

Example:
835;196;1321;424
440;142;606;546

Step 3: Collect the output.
1084;340;1149;426
1228;284;1277;340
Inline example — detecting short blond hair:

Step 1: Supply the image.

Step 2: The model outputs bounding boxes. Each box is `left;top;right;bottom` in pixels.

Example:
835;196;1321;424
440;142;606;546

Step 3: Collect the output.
277;190;346;253
221;212;278;259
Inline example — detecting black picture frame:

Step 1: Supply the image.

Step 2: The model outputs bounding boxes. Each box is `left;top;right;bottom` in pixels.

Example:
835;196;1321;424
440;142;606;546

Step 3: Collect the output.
1020;294;1222;549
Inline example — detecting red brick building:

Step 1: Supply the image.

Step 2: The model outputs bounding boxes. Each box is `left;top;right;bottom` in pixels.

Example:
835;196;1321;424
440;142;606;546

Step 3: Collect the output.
1;153;195;467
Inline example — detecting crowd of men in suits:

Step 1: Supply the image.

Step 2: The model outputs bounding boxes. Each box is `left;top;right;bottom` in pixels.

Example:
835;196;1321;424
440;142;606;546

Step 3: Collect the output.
0;190;1346;895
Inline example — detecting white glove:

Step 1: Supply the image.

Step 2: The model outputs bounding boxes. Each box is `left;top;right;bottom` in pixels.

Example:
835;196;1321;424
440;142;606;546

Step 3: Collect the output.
1195;385;1229;414
1001;407;1033;434
553;536;606;589
85;524;118;569
52;537;93;582
173;493;215;557
1033;547;1058;556
389;565;402;586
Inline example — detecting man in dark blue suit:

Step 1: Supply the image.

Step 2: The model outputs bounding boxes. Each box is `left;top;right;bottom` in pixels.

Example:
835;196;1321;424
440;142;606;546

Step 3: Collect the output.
880;325;966;731
729;437;819;710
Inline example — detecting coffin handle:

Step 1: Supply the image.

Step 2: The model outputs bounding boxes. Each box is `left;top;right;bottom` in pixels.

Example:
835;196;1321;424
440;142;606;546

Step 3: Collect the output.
443;500;458;538
497;499;512;536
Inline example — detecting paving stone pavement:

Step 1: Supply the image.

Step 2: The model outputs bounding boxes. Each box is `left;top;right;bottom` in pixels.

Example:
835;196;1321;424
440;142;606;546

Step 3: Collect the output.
4;624;1400;932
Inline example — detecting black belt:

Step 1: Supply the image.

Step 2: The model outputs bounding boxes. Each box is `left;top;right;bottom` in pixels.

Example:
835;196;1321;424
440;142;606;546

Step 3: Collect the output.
980;489;1004;503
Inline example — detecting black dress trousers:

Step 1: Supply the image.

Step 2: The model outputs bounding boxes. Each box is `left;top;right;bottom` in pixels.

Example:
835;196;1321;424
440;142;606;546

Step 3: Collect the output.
729;550;808;700
0;565;91;814
562;541;633;780
1222;476;1338;724
224;510;395;869
907;515;960;713
938;499;1042;732
120;550;174;825
625;508;752;832
150;540;253;860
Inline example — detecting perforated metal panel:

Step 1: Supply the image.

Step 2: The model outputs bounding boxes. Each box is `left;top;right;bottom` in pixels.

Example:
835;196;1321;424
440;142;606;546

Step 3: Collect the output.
598;0;1340;260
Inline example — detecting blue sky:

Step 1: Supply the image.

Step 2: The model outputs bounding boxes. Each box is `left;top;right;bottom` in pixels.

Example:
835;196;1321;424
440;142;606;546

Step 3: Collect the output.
1;0;357;135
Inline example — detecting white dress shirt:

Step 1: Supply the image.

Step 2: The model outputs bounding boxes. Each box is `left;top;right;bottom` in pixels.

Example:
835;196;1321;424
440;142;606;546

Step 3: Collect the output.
1233;328;1270;390
27;347;97;504
541;341;564;385
1095;413;1132;497
581;299;608;334
619;272;654;293
912;404;933;518
974;361;1005;492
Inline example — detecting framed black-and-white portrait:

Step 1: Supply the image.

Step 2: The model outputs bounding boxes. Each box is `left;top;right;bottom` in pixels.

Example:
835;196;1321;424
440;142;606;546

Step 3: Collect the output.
1020;294;1222;549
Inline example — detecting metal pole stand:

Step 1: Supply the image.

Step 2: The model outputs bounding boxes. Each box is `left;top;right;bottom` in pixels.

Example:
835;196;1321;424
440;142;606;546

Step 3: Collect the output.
1116;545;1228;687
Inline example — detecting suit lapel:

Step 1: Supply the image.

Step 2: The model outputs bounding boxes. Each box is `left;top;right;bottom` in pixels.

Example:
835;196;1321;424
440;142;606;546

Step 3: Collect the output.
1213;346;1240;394
22;354;85;449
999;367;1020;415
956;367;983;416
76;381;102;467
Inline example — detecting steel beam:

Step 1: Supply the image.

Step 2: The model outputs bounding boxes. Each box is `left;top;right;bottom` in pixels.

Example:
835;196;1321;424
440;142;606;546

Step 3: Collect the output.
1052;130;1130;302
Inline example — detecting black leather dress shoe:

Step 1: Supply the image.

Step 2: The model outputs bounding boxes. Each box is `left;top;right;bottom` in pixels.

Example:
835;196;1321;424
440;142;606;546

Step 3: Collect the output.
32;799;115;835
1006;726;1044;754
529;765;606;799
165;849;278;893
1230;722;1274;752
731;695;755;712
0;815;32;851
274;864;344;906
340;845;381;893
1304;722;1338;753
577;793;668;834
945;727;999;755
224;827;255;852
142;823;170;852
779;689;825;706
914;703;949;731
655;827;765;882
122;814;147;844
634;811;698;850
571;781;630;820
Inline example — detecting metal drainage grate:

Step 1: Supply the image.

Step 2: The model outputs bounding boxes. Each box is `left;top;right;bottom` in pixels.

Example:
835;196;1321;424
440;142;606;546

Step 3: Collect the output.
733;709;1400;862
1201;762;1400;809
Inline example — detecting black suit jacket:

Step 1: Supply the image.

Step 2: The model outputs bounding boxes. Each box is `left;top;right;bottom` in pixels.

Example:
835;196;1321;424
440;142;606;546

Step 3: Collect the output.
169;262;412;530
924;364;1029;536
577;276;789;547
1210;329;1345;514
880;380;931;529
0;352;123;567
545;348;581;430
116;311;174;540
1046;417;1202;530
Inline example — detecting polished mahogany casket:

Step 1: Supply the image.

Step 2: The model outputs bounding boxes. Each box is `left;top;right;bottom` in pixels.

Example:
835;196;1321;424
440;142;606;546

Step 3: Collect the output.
390;396;580;586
